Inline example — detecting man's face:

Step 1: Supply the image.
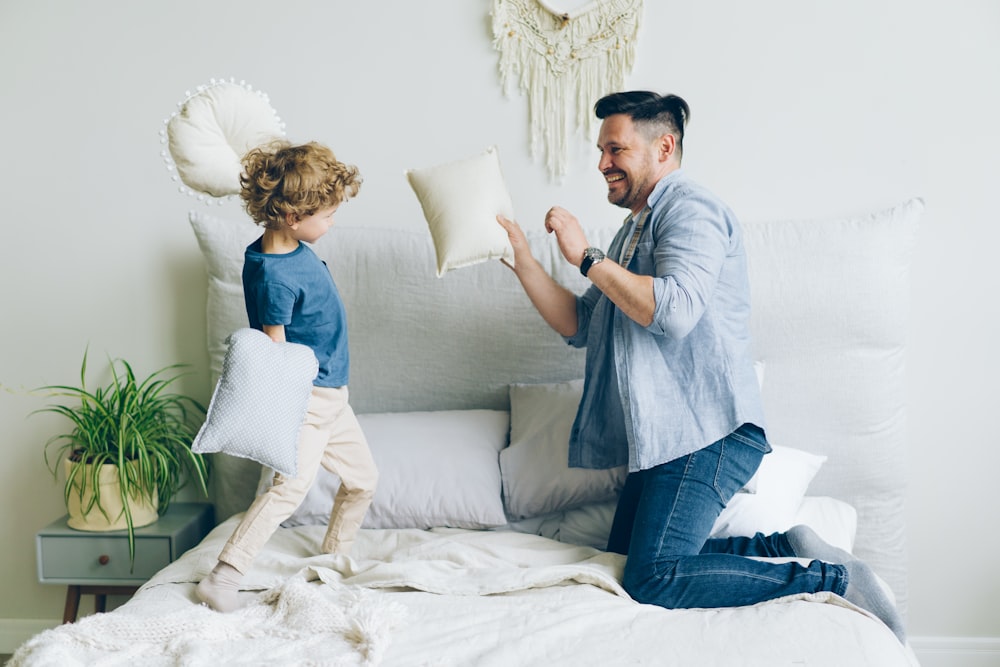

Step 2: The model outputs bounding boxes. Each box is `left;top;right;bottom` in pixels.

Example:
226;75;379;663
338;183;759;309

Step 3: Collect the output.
597;114;662;215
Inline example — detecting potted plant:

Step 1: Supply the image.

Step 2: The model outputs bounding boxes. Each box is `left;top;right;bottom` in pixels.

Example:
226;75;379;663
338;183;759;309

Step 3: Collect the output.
34;349;210;567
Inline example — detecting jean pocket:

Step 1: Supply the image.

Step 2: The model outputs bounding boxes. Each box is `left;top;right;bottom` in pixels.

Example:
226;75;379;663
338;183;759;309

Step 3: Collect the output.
728;423;771;454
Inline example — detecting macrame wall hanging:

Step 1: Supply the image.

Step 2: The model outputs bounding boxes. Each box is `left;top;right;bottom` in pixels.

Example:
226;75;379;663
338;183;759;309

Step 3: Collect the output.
492;0;643;181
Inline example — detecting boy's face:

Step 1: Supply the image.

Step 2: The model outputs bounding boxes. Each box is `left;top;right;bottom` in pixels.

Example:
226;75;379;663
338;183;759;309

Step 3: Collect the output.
290;204;339;243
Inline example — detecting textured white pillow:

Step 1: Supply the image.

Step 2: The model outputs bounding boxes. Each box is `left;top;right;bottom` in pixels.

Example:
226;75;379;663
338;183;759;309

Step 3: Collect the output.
405;146;515;276
258;409;510;529
192;328;318;476
501;380;626;520
167;81;284;197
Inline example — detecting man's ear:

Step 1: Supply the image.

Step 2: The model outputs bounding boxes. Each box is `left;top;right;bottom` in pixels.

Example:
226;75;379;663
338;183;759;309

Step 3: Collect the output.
659;133;677;162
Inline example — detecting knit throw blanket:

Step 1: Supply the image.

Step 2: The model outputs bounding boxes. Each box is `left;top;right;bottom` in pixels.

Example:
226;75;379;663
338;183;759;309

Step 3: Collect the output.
9;574;406;667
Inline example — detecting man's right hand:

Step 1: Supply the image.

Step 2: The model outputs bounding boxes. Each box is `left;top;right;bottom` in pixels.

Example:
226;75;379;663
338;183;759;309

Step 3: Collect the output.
496;214;532;272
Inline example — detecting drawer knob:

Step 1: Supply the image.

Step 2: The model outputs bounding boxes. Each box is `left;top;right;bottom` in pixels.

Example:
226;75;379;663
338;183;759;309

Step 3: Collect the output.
98;555;110;566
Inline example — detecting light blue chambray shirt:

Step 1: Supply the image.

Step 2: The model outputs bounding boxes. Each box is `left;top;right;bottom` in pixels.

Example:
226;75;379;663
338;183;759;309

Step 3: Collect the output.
565;169;766;472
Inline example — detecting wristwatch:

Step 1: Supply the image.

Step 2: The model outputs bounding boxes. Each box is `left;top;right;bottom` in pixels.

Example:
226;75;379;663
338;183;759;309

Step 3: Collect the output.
580;247;606;277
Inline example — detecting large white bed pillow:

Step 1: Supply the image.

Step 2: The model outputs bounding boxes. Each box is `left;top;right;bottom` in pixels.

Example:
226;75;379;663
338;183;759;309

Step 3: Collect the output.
405;146;515;276
744;197;922;614
192;328;317;477
257;409;510;530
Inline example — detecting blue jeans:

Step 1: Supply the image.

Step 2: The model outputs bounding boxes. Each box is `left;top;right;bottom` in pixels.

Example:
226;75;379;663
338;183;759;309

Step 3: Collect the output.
607;424;848;608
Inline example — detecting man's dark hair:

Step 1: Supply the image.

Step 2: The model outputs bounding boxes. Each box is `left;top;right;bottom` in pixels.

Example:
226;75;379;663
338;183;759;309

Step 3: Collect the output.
595;91;690;157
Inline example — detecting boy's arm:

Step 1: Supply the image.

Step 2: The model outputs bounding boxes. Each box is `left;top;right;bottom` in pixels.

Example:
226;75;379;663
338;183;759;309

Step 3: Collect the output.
263;324;286;343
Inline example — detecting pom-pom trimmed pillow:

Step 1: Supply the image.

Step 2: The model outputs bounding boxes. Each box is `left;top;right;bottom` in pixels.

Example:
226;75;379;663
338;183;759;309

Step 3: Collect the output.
258;409;510;530
192;327;317;476
405;146;515;276
167;81;284;197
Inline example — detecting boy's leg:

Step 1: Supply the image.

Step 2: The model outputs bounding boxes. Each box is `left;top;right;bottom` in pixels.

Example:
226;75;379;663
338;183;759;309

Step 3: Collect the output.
198;390;330;610
316;387;378;555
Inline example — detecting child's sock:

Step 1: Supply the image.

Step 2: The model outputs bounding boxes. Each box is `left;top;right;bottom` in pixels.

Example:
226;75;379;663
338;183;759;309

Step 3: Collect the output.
195;561;244;613
842;560;906;643
785;524;855;564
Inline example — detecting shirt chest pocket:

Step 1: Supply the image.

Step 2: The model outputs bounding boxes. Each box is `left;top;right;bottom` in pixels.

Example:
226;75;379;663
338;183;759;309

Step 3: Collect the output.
627;239;657;276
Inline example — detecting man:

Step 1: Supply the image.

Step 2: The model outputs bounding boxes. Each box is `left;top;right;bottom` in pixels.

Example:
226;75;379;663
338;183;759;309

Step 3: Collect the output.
496;91;904;643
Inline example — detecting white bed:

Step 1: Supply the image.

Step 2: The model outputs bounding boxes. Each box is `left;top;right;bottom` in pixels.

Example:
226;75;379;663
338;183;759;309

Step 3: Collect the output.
11;198;923;666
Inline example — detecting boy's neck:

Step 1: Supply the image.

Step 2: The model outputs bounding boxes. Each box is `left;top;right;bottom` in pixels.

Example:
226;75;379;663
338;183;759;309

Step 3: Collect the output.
261;228;300;254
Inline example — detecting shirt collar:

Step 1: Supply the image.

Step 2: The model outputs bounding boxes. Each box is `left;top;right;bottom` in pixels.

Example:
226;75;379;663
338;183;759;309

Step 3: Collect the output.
646;167;684;210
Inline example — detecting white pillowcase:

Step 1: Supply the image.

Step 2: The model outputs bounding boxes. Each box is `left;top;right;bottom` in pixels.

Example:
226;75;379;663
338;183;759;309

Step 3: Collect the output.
734;445;827;513
167;81;284;197
552;495;856;555
192;327;318;476
501;380;626;520
258;409;510;530
405;146;515;276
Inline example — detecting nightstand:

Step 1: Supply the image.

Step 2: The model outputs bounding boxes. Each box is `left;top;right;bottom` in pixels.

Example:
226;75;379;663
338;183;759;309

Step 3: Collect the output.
36;502;214;623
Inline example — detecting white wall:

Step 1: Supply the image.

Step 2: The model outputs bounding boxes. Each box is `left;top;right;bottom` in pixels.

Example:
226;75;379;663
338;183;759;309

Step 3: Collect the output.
1;0;997;655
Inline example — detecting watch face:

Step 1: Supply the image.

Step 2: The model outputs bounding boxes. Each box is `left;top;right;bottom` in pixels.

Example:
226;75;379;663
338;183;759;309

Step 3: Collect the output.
581;247;605;277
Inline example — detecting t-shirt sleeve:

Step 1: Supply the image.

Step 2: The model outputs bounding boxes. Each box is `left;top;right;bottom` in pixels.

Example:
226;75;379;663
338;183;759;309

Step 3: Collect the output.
255;281;297;327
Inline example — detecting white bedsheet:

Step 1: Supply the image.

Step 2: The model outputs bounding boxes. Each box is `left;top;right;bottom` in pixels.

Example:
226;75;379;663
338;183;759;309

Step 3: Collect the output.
11;516;918;666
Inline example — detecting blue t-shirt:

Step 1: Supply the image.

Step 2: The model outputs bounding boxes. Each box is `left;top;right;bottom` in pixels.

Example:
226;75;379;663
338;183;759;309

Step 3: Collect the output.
242;237;349;387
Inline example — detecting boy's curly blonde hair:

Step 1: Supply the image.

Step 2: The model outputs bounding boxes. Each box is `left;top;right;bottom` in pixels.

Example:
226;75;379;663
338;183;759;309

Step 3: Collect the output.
239;140;361;229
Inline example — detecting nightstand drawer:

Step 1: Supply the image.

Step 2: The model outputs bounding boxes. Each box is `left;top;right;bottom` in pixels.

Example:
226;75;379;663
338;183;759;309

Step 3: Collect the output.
38;534;171;583
36;503;214;622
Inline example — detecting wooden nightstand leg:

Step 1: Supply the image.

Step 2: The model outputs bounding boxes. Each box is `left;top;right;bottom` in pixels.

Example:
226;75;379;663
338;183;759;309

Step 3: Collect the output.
63;585;81;624
95;593;107;613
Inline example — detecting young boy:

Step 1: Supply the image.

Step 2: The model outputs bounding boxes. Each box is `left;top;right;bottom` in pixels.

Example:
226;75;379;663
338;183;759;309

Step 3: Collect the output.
196;140;378;612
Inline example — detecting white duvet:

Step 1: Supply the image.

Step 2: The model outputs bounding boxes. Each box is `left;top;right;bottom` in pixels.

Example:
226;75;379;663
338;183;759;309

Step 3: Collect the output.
11;515;918;667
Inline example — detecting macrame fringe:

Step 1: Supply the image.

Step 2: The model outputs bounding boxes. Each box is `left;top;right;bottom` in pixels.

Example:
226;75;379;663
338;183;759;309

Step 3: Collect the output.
492;0;643;180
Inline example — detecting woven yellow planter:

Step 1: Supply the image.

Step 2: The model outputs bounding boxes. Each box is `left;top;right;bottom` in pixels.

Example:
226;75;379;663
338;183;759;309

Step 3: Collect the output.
63;458;158;532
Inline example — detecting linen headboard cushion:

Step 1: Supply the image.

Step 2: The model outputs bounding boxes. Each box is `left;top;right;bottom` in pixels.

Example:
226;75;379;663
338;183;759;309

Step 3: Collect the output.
189;197;921;615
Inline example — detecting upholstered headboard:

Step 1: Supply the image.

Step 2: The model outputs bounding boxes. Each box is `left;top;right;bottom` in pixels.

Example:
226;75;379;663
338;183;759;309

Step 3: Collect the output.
189;197;921;615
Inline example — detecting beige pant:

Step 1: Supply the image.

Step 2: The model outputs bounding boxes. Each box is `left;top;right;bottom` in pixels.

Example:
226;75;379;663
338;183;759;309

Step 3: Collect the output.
219;386;378;573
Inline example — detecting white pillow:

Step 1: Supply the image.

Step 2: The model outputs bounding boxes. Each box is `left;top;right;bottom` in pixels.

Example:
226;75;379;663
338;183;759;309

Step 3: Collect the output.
258;409;510;529
405;145;515;276
710;445;827;538
167;80;284;197
501;380;626;520
551;495;855;554
192;328;318;476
